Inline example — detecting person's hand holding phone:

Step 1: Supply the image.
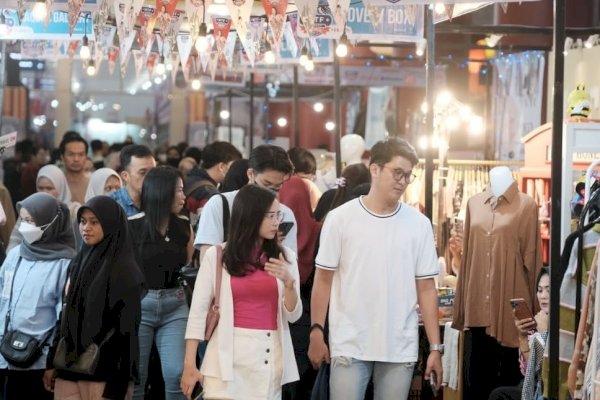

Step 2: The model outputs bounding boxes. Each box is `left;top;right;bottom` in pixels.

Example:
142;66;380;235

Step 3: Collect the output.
510;298;537;335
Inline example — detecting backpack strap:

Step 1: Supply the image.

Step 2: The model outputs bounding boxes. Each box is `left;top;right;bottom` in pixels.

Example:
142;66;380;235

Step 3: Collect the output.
184;179;216;197
220;194;230;240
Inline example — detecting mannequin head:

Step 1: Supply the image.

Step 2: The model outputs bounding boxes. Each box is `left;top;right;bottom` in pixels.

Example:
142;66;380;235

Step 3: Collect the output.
341;134;366;166
489;166;515;198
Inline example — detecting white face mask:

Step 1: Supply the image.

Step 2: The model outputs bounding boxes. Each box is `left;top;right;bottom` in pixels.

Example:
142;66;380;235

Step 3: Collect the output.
18;214;58;244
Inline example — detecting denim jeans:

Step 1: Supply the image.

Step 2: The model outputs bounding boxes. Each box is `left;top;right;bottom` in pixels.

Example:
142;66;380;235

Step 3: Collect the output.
329;357;415;400
133;288;189;400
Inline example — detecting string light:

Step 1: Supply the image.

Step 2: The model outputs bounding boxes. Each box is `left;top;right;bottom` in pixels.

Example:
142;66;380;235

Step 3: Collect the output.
415;39;426;57
80;35;91;60
335;29;349;58
299;44;308;66
191;76;202;91
86;60;96;76
195;22;209;53
155;55;166;75
264;40;275;64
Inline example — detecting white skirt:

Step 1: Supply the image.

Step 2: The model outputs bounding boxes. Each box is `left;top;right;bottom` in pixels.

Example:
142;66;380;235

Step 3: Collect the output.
203;327;283;400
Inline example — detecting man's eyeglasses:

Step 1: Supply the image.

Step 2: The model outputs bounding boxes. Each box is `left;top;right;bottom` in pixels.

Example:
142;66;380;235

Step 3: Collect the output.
381;166;417;184
265;211;284;223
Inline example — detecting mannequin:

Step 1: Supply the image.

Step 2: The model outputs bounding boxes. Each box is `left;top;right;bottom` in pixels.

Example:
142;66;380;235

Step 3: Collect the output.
489;166;515;198
340;134;366;166
452;171;542;400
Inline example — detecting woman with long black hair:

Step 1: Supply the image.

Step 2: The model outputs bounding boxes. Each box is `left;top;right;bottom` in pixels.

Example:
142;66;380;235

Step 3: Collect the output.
129;166;193;400
181;184;301;400
51;195;145;400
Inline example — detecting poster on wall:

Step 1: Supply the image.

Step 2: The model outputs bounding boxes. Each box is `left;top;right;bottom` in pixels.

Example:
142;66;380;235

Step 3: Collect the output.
492;51;545;160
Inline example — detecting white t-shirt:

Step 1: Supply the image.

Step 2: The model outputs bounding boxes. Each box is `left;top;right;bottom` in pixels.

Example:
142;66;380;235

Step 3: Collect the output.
316;197;438;363
194;189;298;253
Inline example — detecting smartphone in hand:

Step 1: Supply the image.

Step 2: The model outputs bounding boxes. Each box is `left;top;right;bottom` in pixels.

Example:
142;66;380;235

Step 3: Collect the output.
279;221;294;237
510;298;536;328
430;371;439;396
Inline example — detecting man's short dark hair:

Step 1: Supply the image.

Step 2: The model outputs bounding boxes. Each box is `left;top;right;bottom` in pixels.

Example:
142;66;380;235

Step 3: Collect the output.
120;144;154;170
201;142;242;169
184;146;202;164
288;147;317;175
369;138;419;167
91;140;103;152
249;145;294;175
59;131;89;155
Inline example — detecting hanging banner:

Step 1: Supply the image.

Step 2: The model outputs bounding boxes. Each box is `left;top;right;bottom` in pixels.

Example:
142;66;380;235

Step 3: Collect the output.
96;24;116;50
150;0;179;37
182;57;193;82
224;0;253;52
146;51;159;75
0;9;94;40
185;0;212;45
120;50;131;79
295;2;423;42
223;31;237;67
434;3;489;23
297;64;446;86
176;33;194;70
261;0;288;50
107;45;119;75
294;0;319;35
137;6;155;50
327;0;351;30
170;51;180;83
132;49;144;78
67;0;84;35
368;0;535;3
93;41;104;71
212;16;232;58
92;0;112;37
4;0;101;12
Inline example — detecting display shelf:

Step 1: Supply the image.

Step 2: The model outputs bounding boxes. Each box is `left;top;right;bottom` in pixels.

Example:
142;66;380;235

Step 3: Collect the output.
521;121;600;263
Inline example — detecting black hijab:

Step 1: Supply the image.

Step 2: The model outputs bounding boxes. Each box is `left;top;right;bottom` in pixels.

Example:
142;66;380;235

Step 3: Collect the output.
17;192;76;261
62;196;145;361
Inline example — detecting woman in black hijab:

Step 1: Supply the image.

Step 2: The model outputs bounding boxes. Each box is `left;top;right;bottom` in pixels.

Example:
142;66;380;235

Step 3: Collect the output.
49;196;145;400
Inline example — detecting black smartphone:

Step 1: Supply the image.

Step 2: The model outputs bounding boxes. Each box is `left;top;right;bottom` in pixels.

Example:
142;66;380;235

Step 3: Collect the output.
430;371;439;396
279;221;294;236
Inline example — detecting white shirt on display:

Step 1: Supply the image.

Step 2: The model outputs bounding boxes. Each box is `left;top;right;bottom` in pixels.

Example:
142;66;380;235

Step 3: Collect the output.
316;197;438;363
194;189;298;253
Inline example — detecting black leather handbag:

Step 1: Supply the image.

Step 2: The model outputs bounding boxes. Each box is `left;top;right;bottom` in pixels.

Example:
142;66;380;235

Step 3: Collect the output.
53;328;114;375
0;257;53;368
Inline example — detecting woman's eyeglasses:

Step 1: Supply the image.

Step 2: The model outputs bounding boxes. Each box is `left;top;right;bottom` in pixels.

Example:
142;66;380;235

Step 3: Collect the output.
265;211;284;223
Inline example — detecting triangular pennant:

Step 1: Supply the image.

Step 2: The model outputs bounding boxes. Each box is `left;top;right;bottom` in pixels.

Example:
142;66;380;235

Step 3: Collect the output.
182;58;192;82
132;49;144;79
212;16;232;57
152;0;179;38
44;0;54;27
208;52;219;81
120;51;131;79
52;40;62;58
223;31;237;67
176;33;194;70
93;0;112;38
261;0;288;50
224;0;252;51
295;0;319;34
114;1;132;43
445;4;454;22
119;30;137;67
167;9;186;38
144;34;156;59
16;0;26;24
282;21;298;57
94;42;104;72
199;43;212;71
137;6;155;50
97;24;116;50
146;51;159;76
67;40;79;58
500;3;509;13
239;31;256;66
68;0;84;36
170;52;180;84
327;0;350;31
361;0;384;28
107;46;120;75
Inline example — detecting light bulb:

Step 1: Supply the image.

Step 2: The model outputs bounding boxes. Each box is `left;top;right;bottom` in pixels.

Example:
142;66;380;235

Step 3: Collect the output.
195;22;209;53
299;46;308;66
305;59;314;72
335;32;349;58
32;0;48;21
80;36;91;60
86;61;96;76
191;78;202;91
155;56;166;75
264;50;275;64
313;102;324;112
434;3;445;15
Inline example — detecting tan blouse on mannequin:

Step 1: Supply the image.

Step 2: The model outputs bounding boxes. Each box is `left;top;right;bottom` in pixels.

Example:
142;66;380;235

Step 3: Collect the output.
452;181;543;347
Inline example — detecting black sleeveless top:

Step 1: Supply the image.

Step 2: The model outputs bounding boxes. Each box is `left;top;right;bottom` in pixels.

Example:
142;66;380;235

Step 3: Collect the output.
129;213;190;289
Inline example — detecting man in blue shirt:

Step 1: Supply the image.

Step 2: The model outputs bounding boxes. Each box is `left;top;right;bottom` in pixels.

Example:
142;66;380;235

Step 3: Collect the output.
110;144;156;216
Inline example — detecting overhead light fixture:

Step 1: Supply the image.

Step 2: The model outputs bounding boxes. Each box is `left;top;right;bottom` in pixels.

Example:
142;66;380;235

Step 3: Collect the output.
564;37;573;55
155;55;166;75
484;34;503;48
585;34;598;49
86;60;96;76
191;76;202;91
335;30;349;58
304;52;314;72
415;39;426;57
220;110;230;120
195;22;209;53
264;40;275;64
313;102;324;112
299;45;309;66
32;0;48;21
277;117;288;127
80;35;91;60
325;121;335;131
434;3;445;15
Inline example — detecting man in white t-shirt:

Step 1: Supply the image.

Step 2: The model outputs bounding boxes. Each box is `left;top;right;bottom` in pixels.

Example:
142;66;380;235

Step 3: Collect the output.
308;138;443;400
194;144;298;262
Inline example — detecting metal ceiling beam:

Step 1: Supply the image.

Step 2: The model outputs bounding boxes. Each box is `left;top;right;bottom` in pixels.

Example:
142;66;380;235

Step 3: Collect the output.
434;23;600;36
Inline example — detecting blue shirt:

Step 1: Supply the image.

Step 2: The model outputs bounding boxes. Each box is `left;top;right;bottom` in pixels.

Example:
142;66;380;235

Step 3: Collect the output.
110;187;140;217
0;247;71;370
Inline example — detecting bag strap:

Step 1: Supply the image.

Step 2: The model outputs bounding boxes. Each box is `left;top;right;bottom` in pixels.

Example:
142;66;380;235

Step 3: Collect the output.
184;179;216;197
4;257;23;332
214;245;223;308
220;194;230;240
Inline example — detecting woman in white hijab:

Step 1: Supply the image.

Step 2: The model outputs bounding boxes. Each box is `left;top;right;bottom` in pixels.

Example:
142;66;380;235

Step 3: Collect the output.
84;168;122;202
7;165;81;251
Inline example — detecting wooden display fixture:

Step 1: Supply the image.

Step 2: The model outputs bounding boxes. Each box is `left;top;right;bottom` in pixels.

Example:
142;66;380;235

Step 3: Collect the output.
520;120;600;264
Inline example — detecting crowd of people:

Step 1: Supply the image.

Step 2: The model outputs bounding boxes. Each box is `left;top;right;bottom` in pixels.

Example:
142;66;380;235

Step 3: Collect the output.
0;132;448;400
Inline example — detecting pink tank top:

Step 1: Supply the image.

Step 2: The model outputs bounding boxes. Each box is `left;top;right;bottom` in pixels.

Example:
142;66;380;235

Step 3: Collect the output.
231;264;278;330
